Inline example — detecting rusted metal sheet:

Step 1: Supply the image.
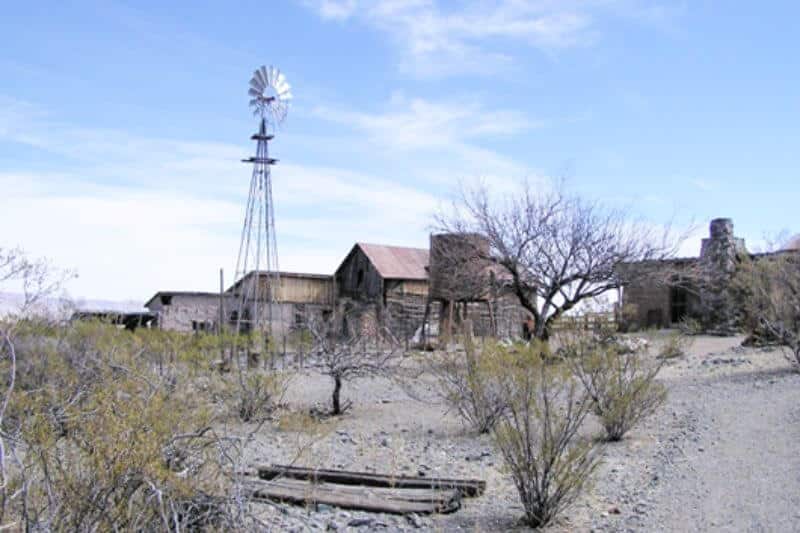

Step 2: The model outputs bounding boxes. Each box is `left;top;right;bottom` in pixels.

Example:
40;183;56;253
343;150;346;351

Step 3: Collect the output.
357;243;429;280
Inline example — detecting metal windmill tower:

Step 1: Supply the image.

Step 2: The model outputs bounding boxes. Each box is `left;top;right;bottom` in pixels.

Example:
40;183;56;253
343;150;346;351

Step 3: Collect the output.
234;65;292;337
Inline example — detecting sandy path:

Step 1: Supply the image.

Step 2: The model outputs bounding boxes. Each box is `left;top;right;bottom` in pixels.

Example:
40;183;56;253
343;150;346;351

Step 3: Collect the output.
636;367;800;532
244;335;800;531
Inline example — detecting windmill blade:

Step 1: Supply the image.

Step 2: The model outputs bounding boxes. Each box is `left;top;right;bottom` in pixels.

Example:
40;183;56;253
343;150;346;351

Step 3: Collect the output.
250;76;264;91
247;63;291;122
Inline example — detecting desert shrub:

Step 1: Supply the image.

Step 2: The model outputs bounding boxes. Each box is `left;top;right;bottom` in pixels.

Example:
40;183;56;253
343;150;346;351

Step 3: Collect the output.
0;320;261;531
657;331;693;360
732;253;800;366
492;340;600;528
425;330;509;434
287;328;313;353
677;316;703;336
220;371;291;422
566;336;666;441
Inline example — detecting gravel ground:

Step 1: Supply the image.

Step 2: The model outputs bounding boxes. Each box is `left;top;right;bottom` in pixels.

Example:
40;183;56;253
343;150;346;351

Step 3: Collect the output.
241;333;800;532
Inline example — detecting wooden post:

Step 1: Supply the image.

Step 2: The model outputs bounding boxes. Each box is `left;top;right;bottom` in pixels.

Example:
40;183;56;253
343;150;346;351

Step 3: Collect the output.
219;268;226;363
420;298;431;349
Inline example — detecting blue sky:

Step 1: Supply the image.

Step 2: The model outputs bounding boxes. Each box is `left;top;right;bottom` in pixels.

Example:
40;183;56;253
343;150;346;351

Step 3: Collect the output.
1;1;798;301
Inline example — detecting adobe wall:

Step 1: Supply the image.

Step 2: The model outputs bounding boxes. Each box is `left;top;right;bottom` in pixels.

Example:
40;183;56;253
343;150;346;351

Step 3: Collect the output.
621;280;671;330
148;294;228;333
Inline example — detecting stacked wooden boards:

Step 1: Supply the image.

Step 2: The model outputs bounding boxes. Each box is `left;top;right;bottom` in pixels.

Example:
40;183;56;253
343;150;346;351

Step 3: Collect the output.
247;464;487;515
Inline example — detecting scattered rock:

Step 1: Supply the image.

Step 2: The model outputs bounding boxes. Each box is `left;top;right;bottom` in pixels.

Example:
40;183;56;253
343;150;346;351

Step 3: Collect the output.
406;513;423;528
347;518;374;528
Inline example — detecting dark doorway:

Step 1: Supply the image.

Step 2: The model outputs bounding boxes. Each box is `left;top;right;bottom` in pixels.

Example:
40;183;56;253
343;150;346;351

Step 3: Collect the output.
670;286;688;324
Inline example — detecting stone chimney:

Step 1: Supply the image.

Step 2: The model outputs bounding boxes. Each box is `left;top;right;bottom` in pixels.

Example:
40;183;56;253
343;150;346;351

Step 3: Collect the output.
699;218;746;334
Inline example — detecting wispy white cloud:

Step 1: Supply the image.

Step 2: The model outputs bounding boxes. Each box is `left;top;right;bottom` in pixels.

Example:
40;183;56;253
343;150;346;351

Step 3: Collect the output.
310;94;539;190
4;96;519;301
302;0;679;77
313;95;533;150
313;0;359;20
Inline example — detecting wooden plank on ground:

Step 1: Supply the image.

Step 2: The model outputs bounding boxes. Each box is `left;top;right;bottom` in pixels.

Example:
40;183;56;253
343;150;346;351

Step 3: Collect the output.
246;478;461;514
264;478;460;504
256;464;486;497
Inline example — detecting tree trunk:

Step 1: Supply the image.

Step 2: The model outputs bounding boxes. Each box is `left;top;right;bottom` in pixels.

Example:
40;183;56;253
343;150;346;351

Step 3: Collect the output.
534;318;551;342
332;375;342;415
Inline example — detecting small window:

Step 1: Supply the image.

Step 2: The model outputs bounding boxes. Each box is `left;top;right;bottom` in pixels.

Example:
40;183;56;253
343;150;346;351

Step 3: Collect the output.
160;294;173;306
356;269;364;287
193;320;210;332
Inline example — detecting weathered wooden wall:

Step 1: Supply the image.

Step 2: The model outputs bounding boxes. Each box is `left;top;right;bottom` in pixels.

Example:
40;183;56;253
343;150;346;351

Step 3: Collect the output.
336;247;383;300
256;275;333;305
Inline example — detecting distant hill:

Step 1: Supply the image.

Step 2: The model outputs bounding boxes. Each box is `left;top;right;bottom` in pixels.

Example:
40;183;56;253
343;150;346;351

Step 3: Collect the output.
0;292;146;317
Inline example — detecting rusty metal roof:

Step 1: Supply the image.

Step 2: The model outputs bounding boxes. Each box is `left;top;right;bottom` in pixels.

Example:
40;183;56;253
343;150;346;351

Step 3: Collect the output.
356;243;430;280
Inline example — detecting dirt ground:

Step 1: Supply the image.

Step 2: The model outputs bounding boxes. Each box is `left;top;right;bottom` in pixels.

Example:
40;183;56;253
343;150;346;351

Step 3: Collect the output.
243;332;800;532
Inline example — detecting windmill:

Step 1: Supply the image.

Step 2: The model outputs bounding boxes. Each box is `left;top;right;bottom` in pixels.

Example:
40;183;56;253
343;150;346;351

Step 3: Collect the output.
233;65;292;339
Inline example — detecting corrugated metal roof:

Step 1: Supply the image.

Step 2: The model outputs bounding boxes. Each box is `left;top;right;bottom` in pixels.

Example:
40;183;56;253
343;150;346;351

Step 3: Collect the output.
357;243;430;280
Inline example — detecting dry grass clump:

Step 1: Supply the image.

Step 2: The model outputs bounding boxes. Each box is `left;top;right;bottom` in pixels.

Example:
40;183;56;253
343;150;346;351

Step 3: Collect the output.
657;331;693;360
0;320;270;531
211;371;291;423
565;333;667;441
491;340;600;528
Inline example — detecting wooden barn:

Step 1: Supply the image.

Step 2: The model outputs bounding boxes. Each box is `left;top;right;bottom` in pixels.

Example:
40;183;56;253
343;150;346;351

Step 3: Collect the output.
334;243;431;339
225;271;334;335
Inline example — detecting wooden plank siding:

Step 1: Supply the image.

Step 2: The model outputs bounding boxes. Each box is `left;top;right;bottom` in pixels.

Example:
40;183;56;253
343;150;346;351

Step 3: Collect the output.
257;275;333;305
549;312;617;332
335;245;384;301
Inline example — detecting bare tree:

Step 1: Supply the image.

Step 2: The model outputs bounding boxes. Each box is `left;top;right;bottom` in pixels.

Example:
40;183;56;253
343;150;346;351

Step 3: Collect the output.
0;246;74;315
436;181;684;340
308;315;404;416
732;252;800;365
